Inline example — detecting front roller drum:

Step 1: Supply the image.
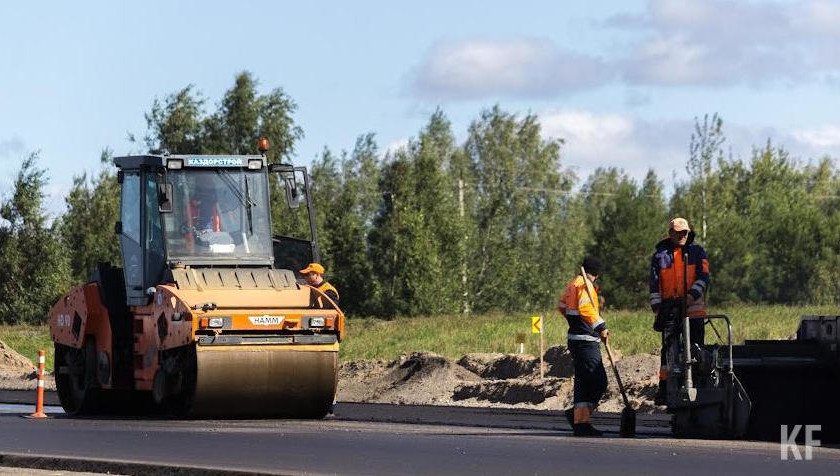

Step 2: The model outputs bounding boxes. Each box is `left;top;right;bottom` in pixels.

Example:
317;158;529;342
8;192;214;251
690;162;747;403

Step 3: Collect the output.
190;345;338;418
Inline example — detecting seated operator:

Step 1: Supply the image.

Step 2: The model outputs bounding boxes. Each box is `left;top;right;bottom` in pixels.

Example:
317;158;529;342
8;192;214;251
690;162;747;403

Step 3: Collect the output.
300;263;339;308
188;175;222;234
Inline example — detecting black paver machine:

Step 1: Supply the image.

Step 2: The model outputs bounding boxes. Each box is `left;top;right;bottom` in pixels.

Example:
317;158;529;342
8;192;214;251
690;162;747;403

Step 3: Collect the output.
662;307;752;438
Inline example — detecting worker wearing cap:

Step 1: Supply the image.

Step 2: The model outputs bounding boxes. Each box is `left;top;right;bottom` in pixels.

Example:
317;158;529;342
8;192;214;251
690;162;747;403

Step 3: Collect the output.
650;217;710;405
189;174;222;233
300;263;340;308
557;256;608;437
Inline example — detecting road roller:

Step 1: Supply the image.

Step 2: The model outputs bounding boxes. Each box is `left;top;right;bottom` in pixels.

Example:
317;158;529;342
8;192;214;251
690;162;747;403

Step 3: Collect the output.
48;139;343;417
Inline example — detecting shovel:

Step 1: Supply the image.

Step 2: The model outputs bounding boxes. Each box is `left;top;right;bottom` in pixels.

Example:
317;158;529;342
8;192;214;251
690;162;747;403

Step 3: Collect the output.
605;340;636;438
579;266;636;437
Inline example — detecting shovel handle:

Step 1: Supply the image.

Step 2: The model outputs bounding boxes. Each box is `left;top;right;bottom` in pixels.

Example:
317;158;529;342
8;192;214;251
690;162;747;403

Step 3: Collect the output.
605;342;631;408
580;266;631;408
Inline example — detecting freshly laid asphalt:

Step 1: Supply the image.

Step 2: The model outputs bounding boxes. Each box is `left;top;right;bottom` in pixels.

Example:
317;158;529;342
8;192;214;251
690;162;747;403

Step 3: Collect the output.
1;400;838;475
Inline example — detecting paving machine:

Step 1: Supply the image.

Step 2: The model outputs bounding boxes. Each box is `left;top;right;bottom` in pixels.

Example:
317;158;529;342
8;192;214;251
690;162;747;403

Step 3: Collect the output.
667;310;840;441
730;315;840;441
663;312;752;438
49;140;343;417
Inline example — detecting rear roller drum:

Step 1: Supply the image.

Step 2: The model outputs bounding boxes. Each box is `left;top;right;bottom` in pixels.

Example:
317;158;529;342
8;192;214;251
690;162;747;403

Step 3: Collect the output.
55;338;100;415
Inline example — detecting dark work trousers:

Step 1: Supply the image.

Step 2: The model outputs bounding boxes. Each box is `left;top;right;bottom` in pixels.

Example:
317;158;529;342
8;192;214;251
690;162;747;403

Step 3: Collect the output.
659;313;705;369
568;339;607;406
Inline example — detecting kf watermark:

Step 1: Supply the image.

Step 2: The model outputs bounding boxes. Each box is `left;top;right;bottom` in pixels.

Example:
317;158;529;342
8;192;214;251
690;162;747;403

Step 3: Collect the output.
780;425;821;460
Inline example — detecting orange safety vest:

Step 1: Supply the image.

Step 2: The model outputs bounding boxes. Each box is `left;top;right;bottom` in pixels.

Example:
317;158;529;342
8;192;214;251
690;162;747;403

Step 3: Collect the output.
557;275;605;342
317;281;339;302
188;199;221;232
311;281;339;309
650;236;710;317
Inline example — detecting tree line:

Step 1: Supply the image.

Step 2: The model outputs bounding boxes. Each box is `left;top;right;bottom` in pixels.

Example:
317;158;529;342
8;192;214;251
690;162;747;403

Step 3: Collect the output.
2;72;839;324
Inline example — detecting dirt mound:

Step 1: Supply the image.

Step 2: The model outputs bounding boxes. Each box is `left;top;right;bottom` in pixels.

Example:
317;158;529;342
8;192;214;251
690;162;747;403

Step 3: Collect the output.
338;351;481;405
337;347;662;413
454;376;564;404
599;353;660;413
0;339;55;391
456;346;613;381
457;353;536;379
542;344;623;377
0;339;36;374
543;345;573;378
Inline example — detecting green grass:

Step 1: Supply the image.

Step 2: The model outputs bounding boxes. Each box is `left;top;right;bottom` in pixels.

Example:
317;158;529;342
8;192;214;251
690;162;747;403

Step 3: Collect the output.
340;304;839;361
1;305;836;368
0;325;54;370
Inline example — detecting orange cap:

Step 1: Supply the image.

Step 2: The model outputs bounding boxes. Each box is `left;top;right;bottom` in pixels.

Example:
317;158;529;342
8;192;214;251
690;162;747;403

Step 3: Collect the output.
300;263;325;275
669;217;689;232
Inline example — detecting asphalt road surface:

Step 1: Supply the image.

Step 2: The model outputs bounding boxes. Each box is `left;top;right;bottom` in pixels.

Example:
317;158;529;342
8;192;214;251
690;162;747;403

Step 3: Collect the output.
1;401;837;475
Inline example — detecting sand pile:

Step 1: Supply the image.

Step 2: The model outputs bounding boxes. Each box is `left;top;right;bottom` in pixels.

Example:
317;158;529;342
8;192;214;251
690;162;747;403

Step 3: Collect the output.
599;353;661;413
0;339;36;374
338;351;482;405
338;345;663;413
457;353;536;379
0;339;56;391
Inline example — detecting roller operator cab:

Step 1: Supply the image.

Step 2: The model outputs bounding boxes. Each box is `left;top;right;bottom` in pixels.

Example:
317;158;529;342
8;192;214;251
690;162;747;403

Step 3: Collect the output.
49;147;343;418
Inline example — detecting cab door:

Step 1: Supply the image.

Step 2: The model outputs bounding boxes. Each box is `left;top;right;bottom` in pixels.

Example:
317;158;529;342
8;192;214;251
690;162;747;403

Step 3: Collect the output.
143;171;166;292
268;165;320;275
119;171;145;305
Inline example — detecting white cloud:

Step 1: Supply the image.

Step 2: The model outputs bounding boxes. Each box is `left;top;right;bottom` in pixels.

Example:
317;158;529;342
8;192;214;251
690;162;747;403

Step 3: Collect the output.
798;0;840;34
540;110;633;145
623;34;714;85
411;38;611;100
611;0;837;86
407;1;840;101
539;109;689;182
793;125;840;149
384;137;410;156
539;110;840;186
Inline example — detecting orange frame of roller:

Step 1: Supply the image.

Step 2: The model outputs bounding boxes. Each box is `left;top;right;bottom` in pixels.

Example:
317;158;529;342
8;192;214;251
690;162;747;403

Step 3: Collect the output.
49;139;343;418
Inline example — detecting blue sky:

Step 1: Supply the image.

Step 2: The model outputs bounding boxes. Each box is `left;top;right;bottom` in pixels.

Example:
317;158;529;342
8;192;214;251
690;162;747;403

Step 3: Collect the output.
2;0;840;217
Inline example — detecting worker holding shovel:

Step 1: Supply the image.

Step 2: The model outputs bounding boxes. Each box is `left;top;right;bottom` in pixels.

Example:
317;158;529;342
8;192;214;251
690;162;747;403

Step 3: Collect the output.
557;257;608;437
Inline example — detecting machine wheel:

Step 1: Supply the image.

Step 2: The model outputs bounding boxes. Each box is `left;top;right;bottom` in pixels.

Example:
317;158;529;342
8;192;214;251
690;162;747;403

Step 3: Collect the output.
54;338;100;415
153;345;197;417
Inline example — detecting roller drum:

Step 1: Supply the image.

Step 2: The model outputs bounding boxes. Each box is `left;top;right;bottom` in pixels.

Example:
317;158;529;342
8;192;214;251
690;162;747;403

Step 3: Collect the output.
190;345;338;417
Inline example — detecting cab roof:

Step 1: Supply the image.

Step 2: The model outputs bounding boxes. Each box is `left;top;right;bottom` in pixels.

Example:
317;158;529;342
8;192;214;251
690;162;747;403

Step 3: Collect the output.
114;154;266;170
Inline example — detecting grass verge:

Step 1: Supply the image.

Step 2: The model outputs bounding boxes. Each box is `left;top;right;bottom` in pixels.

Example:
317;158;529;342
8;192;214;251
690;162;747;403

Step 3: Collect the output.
0;305;835;367
340;304;837;361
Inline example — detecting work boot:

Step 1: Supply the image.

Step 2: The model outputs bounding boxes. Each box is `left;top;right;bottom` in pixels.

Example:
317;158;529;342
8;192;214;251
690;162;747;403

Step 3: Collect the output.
654;384;668;406
573;423;603;437
563;408;575;427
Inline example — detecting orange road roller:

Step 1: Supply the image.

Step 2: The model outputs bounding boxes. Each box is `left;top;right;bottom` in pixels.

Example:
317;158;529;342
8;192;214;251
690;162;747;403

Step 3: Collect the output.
49;141;343;417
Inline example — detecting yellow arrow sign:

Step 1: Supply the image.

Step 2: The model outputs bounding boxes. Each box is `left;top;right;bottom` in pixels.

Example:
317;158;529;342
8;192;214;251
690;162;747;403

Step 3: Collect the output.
531;316;542;334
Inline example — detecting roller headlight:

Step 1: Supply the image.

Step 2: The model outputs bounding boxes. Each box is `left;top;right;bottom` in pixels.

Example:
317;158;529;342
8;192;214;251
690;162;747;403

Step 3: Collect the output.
208;317;224;328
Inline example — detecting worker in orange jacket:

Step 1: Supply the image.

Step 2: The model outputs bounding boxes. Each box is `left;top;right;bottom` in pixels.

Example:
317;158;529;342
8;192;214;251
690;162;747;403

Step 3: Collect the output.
557;256;608;437
300;263;340;308
649;217;709;405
